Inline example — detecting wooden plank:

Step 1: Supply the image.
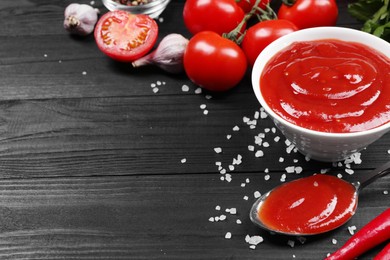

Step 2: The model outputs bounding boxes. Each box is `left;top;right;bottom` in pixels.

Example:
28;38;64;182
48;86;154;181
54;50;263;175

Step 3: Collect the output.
0;172;386;259
0;95;387;178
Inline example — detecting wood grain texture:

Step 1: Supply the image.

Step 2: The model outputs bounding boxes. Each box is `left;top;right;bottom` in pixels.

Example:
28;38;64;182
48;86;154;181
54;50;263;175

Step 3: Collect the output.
0;0;387;259
0;173;387;259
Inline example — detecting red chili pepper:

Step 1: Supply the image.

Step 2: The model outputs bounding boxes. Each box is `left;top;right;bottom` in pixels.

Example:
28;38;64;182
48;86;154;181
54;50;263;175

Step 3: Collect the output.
326;208;390;260
374;242;390;260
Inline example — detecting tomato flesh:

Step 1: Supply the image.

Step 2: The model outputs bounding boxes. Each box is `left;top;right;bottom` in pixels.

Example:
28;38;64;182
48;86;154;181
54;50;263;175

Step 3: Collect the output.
94;11;158;62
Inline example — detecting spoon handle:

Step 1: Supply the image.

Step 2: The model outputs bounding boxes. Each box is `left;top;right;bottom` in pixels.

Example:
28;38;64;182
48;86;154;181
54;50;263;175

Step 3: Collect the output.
356;161;390;191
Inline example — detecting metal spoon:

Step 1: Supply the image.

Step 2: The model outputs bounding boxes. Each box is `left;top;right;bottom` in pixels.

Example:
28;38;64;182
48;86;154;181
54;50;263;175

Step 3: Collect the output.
249;161;390;236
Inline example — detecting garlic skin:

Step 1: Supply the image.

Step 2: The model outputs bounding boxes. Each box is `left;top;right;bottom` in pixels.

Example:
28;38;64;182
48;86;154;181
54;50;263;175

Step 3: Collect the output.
132;34;189;74
64;3;99;36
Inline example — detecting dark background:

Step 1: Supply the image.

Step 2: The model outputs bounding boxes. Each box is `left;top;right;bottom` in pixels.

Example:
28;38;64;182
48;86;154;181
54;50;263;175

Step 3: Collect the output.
0;0;387;259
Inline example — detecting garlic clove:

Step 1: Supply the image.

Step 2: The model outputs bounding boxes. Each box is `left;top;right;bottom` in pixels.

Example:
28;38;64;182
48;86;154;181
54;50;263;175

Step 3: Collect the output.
132;33;189;74
64;3;99;36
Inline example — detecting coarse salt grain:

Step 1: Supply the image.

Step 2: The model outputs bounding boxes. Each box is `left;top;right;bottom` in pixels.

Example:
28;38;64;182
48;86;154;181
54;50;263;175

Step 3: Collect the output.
82;71;87;75
209;217;214;222
233;126;240;131
248;145;255;151
195;87;202;94
229;208;237;215
274;136;280;142
287;240;295;248
215;205;221;210
153;87;159;93
181;85;190;92
384;190;389;195
255;150;264;157
227;135;232;140
243;196;249;200
254;191;261;198
205;95;212;99
203;110;209;115
214;147;222;154
332;239;337;245
285;166;295;173
345;168;354;175
219;214;227;221
229;165;235;171
295;166;303;174
236;219;242;224
225;232;232;239
151;83;156;88
200;104;206;109
240;183;246;188
348;225;357;235
181;158;186;163
248;235;264;245
264;174;270;181
279;157;284;162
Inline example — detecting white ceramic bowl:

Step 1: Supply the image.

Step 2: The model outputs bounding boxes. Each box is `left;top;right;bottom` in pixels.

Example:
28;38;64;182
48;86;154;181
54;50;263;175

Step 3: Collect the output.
102;0;171;18
251;27;390;162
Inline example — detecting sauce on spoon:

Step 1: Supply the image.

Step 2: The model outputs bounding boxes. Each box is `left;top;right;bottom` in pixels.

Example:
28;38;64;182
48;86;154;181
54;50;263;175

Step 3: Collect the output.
255;174;357;235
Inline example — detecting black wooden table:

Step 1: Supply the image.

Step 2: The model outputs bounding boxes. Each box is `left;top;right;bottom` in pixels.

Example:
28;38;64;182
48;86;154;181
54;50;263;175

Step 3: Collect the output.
0;0;388;259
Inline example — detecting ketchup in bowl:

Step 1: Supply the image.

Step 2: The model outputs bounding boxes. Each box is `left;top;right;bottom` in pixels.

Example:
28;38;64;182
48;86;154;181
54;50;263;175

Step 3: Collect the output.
257;174;358;235
260;39;390;133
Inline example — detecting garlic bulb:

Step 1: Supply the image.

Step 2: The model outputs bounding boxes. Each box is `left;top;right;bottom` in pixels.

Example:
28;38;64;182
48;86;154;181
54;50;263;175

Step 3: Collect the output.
132;34;189;74
64;3;99;36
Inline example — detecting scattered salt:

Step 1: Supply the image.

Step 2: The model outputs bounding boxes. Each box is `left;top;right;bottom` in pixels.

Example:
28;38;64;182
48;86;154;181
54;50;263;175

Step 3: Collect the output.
264;174;270;181
203;110;209;115
209;217;214;222
215;205;221;210
348;225;357;235
332;239;337;245
82;71;87;75
236;219;242;224
255;150;264;157
181;158;186;163
200;104;206;109
287;240;295;248
254;191;261;198
243;196;249;201
181;85;190;92
214;147;222;154
225;232;232;239
195;87;202;94
233;126;240;131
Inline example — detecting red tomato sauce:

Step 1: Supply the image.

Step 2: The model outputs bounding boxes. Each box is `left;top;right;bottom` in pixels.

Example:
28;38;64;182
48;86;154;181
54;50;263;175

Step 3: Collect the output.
260;39;390;133
257;174;357;235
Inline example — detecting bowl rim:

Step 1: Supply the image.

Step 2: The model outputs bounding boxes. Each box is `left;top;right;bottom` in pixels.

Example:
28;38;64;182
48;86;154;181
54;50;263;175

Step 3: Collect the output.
103;0;170;9
251;26;390;138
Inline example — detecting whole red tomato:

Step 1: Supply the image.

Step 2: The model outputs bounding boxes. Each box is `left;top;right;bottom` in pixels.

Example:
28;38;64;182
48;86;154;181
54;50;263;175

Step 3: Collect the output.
241;19;298;66
278;0;338;29
236;0;270;14
183;31;247;92
183;0;245;35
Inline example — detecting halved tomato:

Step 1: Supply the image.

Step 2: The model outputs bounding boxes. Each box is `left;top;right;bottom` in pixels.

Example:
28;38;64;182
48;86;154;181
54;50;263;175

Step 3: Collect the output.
94;10;158;62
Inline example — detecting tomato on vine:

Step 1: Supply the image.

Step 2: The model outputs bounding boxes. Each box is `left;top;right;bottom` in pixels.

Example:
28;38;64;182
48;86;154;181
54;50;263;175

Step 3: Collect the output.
236;0;270;14
241;19;298;66
183;31;247;92
278;0;338;29
183;0;245;35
